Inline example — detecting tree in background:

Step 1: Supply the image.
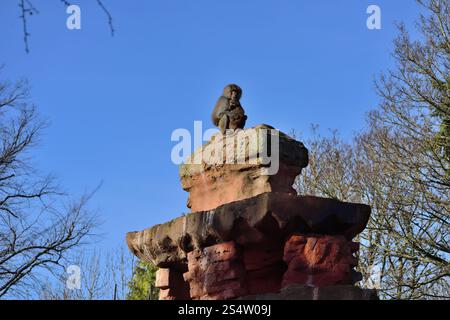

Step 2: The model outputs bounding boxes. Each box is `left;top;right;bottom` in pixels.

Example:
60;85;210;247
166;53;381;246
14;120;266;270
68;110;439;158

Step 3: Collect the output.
38;250;158;300
38;247;134;300
295;0;449;299
363;0;449;298
0;71;157;301
127;261;159;300
0;71;97;298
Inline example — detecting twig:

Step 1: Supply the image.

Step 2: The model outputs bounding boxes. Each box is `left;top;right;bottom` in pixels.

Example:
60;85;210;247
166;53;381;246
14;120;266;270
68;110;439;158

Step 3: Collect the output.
96;0;115;36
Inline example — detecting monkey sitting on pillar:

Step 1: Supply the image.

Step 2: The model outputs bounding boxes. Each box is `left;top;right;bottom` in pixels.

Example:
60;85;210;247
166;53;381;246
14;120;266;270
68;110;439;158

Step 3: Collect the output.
211;84;247;134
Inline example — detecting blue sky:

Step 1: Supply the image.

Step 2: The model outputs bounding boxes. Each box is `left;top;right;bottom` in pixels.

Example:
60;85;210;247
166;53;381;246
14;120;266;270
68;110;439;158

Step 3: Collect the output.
0;0;422;250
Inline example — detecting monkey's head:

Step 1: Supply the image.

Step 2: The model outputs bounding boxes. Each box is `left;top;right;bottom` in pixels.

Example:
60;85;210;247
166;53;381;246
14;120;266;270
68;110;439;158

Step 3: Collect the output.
223;84;242;100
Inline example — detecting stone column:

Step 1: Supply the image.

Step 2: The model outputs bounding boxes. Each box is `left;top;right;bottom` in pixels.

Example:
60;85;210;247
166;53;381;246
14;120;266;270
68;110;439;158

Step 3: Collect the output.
126;126;377;300
182;241;247;300
155;268;190;300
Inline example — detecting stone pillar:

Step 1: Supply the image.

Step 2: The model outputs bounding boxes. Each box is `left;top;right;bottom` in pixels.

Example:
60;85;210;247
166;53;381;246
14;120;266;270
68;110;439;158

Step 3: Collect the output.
282;235;360;288
126;126;377;300
155;268;190;300
153;235;369;300
242;240;286;295
182;241;247;300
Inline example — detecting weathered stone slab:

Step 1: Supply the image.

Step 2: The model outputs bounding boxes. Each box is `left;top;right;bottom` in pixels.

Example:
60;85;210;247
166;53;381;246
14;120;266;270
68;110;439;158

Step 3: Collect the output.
125;192;370;268
179;125;308;212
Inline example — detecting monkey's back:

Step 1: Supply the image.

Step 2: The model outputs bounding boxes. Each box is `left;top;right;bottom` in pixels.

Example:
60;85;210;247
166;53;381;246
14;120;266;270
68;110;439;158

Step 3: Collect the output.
211;96;229;126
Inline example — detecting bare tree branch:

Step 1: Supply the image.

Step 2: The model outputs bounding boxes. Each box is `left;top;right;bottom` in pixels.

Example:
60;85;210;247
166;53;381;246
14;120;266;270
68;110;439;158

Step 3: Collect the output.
16;0;114;53
0;72;97;298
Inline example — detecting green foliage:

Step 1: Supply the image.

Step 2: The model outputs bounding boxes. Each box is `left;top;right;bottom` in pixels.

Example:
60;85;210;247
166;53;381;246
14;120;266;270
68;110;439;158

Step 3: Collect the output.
127;261;159;300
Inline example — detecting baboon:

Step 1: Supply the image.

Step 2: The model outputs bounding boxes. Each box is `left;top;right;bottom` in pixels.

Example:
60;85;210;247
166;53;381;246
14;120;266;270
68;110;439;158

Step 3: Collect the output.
211;84;247;134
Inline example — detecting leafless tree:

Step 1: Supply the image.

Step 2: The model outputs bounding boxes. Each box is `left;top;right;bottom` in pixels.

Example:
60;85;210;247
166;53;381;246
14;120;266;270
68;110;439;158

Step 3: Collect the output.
38;247;135;300
365;0;449;298
0;72;97;298
295;0;449;299
294;124;449;299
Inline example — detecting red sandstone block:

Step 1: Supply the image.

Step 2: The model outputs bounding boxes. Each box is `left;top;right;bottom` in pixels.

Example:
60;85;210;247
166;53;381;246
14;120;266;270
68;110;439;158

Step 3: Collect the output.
186;242;239;272
186;249;202;261
154;268;191;300
308;240;329;264
286;235;308;246
205;264;242;284
247;264;285;294
332;263;351;273
186;250;204;269
202;241;239;262
284;236;308;263
207;260;232;272
189;278;247;300
184;259;244;283
314;272;351;286
205;286;248;300
158;288;176;300
155;268;170;289
285;254;309;269
183;267;203;283
189;282;205;299
243;246;283;271
184;241;246;299
204;279;247;297
282;234;357;288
